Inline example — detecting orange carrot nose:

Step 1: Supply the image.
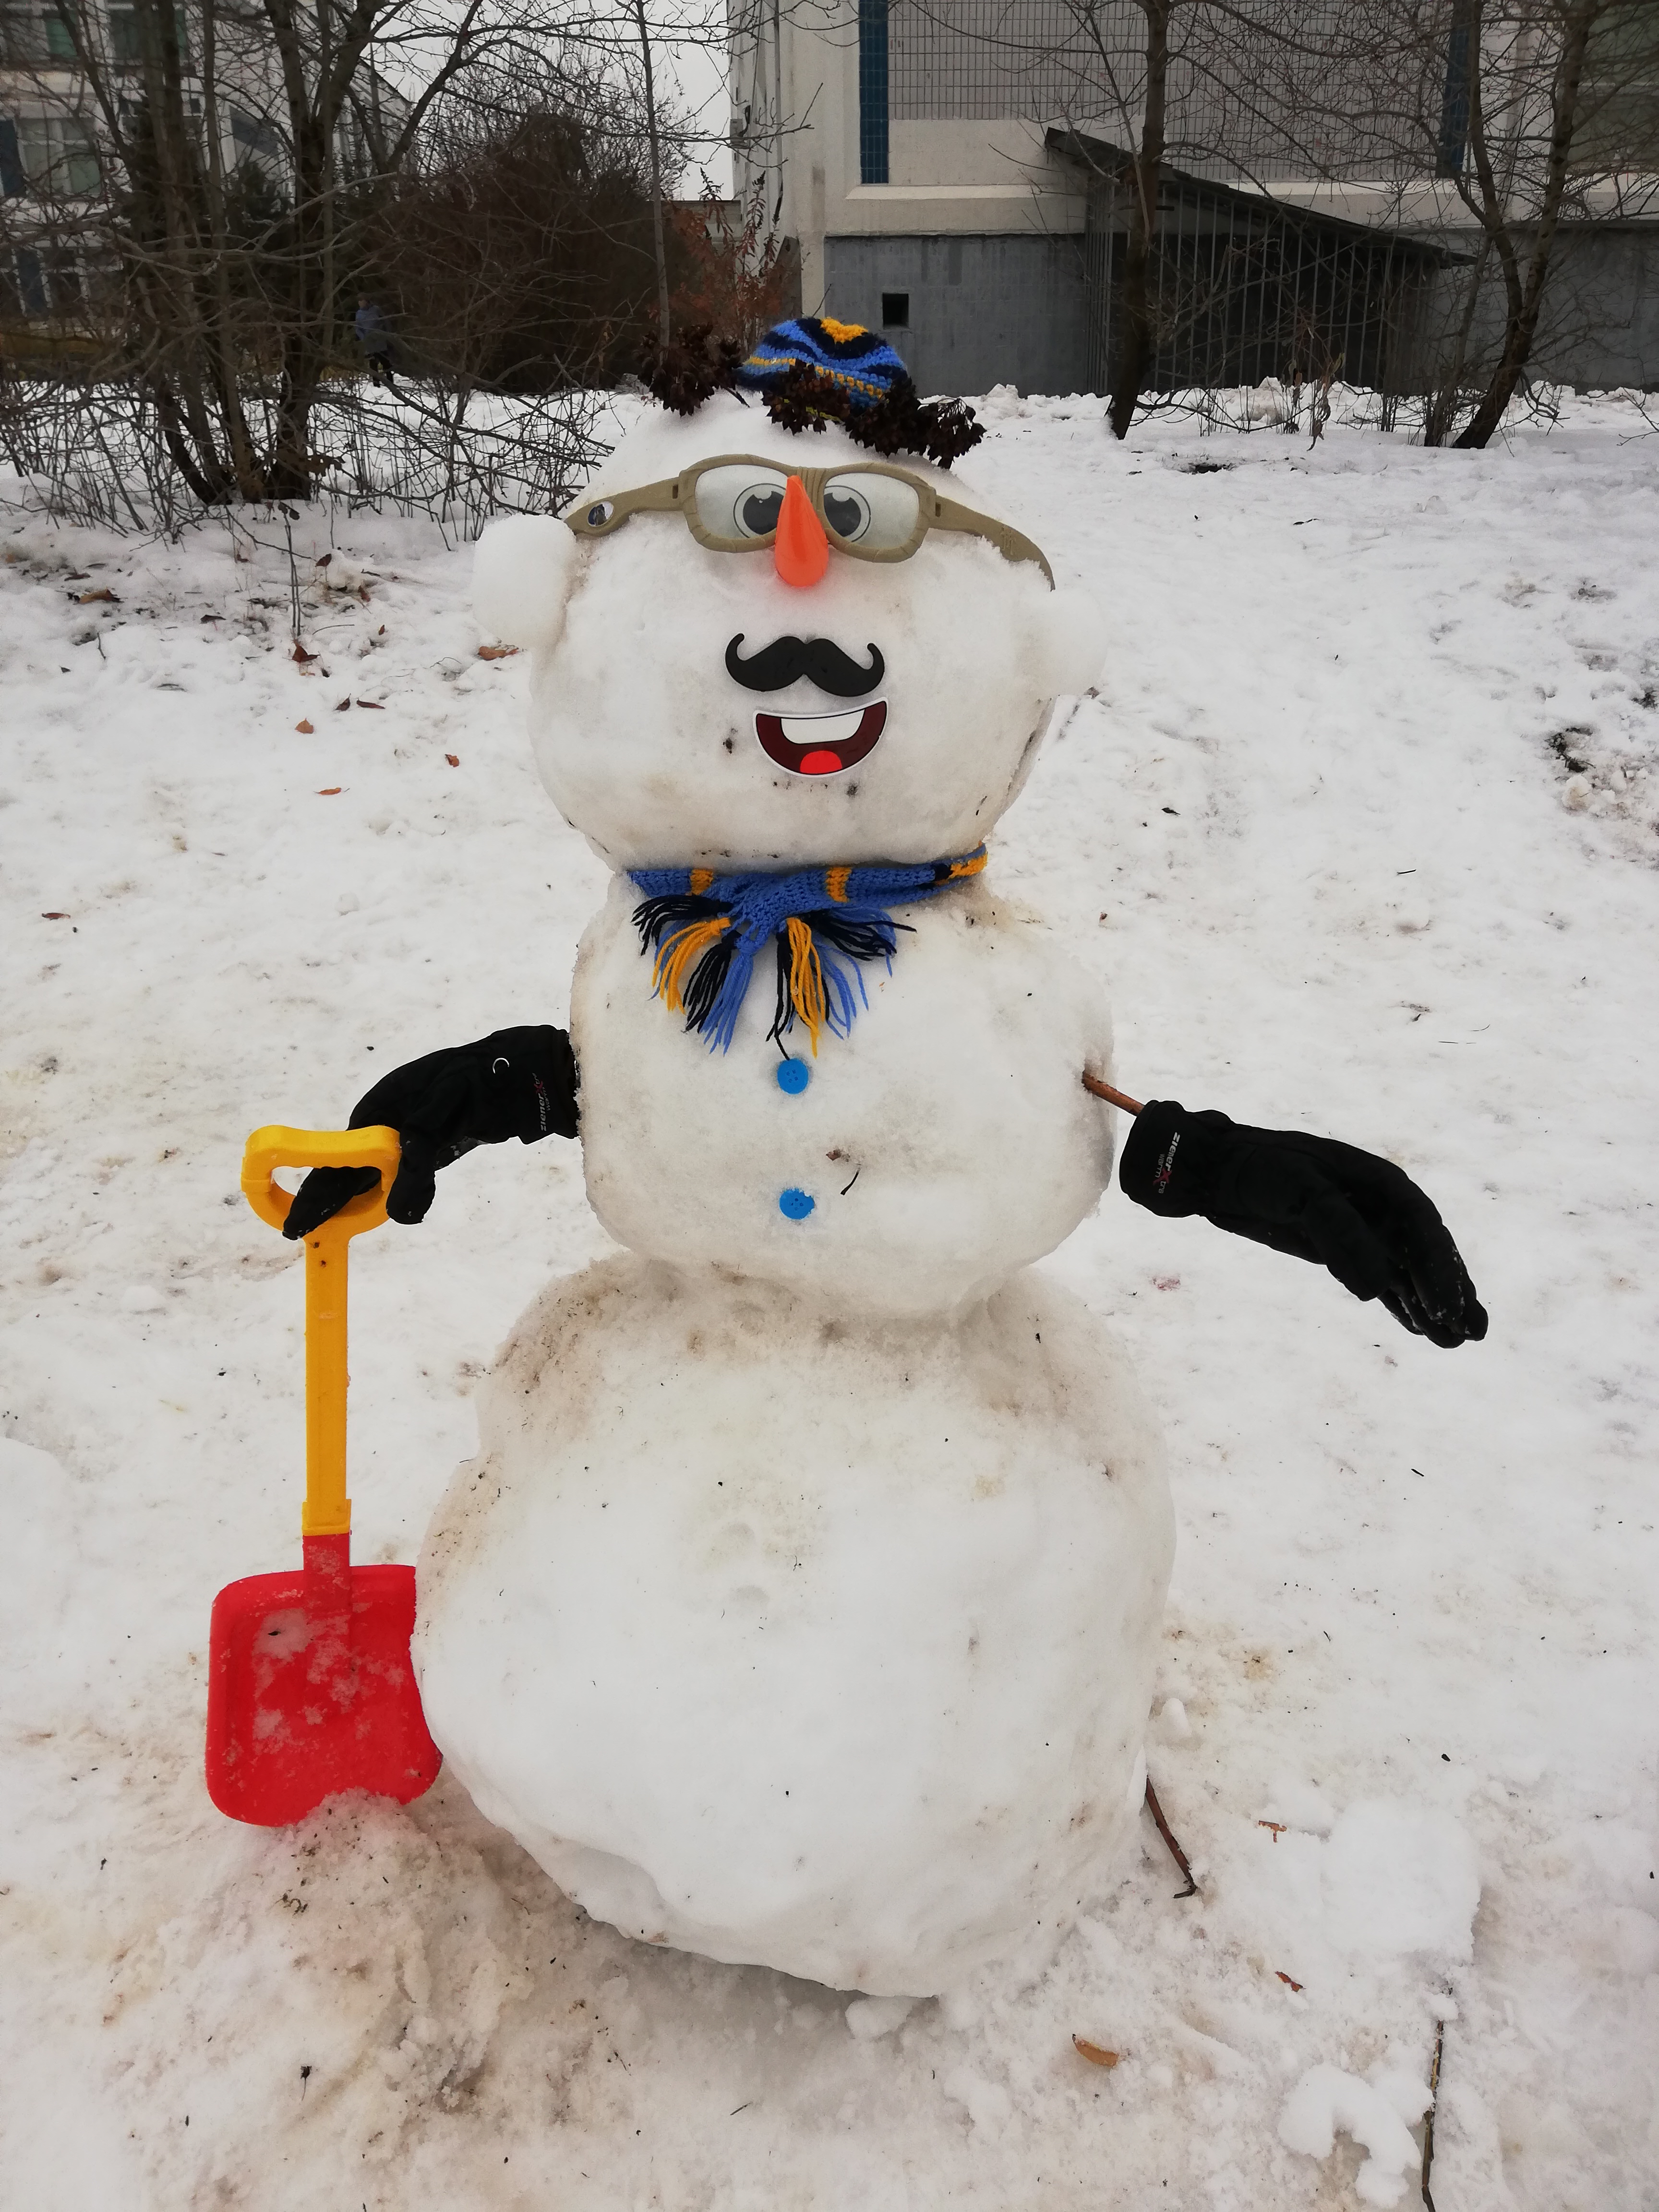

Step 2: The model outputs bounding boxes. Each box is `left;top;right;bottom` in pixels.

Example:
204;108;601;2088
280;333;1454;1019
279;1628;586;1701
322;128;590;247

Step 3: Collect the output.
773;475;829;588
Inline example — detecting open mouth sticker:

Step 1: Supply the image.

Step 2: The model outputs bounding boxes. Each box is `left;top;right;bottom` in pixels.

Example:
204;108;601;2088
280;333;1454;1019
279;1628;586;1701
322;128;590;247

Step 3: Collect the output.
754;701;887;778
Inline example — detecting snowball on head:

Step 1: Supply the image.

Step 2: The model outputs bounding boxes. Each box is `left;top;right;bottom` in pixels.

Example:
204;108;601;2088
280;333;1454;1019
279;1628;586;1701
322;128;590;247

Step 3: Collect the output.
475;392;1104;870
471;512;578;650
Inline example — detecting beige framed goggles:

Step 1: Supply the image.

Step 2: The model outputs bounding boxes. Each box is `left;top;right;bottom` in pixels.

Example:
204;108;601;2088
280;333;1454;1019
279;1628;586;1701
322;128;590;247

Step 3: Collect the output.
564;453;1053;585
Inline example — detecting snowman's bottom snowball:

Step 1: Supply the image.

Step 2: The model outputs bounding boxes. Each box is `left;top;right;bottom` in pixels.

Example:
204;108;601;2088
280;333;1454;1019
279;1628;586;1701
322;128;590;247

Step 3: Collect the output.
413;1255;1174;1996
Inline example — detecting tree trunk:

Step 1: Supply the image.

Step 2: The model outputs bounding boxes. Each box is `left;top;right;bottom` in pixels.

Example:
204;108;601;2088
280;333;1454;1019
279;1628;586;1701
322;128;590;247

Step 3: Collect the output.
197;0;267;497
634;0;672;340
1455;0;1599;449
1107;0;1170;441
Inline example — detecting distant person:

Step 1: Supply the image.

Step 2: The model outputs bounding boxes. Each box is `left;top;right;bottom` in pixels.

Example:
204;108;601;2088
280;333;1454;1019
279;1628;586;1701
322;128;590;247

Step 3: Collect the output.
354;295;397;389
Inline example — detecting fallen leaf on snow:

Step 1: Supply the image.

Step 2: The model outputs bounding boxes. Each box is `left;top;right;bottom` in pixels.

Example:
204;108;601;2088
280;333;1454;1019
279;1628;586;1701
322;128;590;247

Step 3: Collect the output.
290;640;317;663
316;787;342;796
334;699;351;712
1072;2037;1120;2068
445;753;460;767
41;911;71;920
1276;1971;1304;1991
477;644;519;660
294;719;313;733
357;698;384;709
73;587;120;604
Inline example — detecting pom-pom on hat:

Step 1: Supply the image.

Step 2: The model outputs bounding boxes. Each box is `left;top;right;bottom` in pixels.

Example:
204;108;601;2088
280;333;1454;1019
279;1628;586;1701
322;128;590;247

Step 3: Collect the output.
735;317;908;410
641;317;986;469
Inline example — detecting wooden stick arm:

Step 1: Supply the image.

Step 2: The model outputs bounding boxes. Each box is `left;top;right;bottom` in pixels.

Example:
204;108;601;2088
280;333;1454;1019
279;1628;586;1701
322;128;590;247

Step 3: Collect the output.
1082;1071;1145;1116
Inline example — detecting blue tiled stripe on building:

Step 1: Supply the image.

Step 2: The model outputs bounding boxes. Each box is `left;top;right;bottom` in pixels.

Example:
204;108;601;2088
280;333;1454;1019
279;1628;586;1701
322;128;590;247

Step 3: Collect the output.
858;0;890;185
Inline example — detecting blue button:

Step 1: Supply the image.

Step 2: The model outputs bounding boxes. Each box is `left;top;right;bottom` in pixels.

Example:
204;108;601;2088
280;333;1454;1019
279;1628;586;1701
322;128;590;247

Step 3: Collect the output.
776;1058;810;1094
779;1188;815;1220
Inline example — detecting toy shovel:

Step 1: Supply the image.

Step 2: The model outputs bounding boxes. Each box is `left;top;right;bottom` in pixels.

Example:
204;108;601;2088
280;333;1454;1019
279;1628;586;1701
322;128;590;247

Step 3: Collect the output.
205;1125;441;1825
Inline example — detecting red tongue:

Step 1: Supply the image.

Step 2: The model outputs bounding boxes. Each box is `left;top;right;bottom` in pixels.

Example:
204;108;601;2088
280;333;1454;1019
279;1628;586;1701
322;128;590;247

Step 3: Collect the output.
798;748;844;775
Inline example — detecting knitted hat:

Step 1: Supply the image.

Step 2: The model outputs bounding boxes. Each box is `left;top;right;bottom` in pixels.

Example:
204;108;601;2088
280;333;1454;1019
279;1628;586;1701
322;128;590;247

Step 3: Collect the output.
642;318;985;468
735;317;909;412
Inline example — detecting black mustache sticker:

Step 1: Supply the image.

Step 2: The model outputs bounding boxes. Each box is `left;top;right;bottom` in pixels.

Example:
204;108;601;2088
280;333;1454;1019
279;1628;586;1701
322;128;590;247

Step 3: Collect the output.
725;634;886;698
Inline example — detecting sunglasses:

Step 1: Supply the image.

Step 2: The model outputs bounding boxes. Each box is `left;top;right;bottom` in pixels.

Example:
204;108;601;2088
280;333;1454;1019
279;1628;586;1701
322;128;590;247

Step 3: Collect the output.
564;454;1053;585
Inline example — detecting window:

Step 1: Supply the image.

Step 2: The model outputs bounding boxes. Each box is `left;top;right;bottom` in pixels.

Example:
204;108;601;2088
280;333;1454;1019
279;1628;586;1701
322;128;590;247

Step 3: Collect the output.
881;290;909;327
0;5;44;63
107;3;188;66
229;107;283;165
13;246;48;315
1;243;83;316
0;4;76;63
14;114;100;195
1574;5;1659;170
45;244;82;307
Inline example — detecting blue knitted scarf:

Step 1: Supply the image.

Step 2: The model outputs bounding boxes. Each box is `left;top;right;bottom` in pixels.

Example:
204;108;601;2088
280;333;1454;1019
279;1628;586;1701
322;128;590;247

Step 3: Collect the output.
630;847;988;1054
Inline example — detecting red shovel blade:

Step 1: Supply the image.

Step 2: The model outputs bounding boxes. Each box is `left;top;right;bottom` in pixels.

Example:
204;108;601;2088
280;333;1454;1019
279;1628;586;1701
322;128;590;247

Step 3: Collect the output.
205;1533;440;1826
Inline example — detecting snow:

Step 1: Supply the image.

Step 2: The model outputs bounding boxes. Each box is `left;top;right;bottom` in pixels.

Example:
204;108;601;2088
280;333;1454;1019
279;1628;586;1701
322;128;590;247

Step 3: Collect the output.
1278;2060;1428;2206
4;391;1659;2205
413;1257;1171;1994
570;872;1118;1315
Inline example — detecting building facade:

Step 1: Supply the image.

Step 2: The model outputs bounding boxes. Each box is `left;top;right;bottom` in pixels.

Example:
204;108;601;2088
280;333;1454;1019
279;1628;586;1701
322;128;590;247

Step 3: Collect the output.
1;0;405;324
730;0;1659;397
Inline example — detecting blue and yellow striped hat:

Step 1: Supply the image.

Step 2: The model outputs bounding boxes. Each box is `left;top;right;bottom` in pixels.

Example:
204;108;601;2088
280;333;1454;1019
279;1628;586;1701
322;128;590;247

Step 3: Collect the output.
735;317;908;411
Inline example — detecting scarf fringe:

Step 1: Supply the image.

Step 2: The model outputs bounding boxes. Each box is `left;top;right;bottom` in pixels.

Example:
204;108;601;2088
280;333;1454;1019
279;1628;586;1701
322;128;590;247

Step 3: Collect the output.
631;849;985;1053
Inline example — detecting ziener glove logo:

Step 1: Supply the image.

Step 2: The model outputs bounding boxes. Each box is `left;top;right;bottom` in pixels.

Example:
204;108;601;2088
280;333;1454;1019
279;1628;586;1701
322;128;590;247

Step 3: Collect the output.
1154;1130;1180;1198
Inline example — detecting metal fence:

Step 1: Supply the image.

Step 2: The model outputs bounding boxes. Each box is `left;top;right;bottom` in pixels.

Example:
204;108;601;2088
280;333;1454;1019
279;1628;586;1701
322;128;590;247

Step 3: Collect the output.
1058;132;1454;396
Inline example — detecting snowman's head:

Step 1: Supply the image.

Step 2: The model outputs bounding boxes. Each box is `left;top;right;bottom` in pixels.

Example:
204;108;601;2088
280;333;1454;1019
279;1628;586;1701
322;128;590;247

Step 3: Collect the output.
474;329;1101;870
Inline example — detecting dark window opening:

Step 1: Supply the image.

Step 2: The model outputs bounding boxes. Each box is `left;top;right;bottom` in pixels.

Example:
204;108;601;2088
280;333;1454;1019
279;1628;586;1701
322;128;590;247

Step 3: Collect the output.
15;245;46;315
880;290;909;328
230;107;282;163
106;5;187;66
45;244;81;307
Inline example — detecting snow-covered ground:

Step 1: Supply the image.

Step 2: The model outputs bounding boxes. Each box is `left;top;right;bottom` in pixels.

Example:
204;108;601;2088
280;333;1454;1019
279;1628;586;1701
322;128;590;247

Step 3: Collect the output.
2;392;1656;2210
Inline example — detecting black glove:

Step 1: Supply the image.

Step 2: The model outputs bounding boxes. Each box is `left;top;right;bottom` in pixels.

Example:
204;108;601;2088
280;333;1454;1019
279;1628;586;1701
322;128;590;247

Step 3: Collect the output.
281;1025;578;1240
1119;1100;1487;1348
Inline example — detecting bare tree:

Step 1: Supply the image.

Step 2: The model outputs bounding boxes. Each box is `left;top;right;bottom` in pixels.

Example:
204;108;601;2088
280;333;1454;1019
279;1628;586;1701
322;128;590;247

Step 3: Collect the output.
0;0;725;521
1434;0;1659;445
631;0;671;336
1101;0;1170;438
882;0;1659;442
371;79;663;392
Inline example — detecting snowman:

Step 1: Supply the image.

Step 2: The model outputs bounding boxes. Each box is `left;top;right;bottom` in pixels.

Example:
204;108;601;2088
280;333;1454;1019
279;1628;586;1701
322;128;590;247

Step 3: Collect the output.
288;320;1485;1996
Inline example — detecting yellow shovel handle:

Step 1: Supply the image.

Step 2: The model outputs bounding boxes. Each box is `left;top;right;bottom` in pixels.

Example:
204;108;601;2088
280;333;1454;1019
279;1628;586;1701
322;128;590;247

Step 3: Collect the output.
241;1125;402;1539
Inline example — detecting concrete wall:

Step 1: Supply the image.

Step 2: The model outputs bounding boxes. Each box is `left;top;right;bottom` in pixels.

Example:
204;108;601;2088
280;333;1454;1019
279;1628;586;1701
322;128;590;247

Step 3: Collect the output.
823;231;1091;396
1526;226;1659;389
829;219;1659;400
1407;223;1659;394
